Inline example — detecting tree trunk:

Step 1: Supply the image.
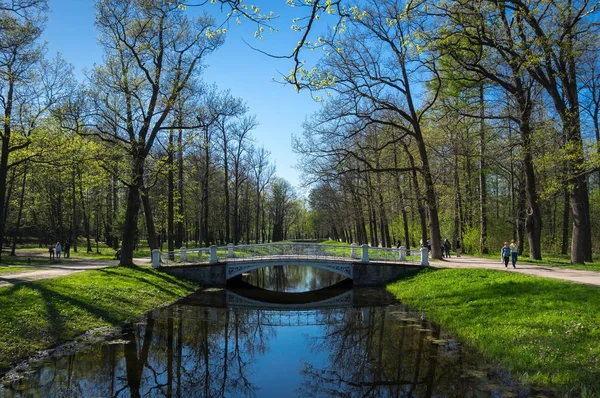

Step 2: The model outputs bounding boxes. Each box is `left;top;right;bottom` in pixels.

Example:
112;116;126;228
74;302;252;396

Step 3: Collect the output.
168;129;175;254
479;84;488;254
522;125;542;260
561;186;570;255
176;127;184;248
120;155;145;265
78;170;92;253
3;168;16;230
0;76;14;262
255;187;261;244
140;188;158;251
223;138;230;243
10;163;27;256
405;145;428;247
453;148;462;248
517;178;526;255
202;126;210;246
72;168;78;252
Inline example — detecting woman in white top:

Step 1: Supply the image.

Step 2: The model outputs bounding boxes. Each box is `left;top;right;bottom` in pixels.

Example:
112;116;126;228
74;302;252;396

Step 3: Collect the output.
55;242;62;259
509;239;518;268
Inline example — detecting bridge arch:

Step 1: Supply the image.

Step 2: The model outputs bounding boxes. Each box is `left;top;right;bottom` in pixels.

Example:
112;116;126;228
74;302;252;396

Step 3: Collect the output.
225;258;354;280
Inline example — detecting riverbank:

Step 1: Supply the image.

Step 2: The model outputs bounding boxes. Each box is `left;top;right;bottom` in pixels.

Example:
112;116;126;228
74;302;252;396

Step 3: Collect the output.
387;268;600;395
0;266;199;374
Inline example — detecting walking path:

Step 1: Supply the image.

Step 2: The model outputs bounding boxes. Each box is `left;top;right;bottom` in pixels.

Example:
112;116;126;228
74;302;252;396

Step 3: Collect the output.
0;256;151;288
1;254;599;288
429;255;600;287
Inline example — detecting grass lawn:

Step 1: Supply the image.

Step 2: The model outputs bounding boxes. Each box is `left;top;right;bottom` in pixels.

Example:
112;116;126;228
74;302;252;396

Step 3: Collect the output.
0;266;198;373
387;268;600;395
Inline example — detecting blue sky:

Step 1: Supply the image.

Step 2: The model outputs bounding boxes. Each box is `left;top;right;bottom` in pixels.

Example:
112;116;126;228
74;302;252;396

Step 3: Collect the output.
42;0;323;193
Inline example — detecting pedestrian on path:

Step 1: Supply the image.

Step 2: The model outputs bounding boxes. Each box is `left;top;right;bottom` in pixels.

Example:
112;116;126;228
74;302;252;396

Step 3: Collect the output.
501;242;511;268
444;239;451;258
55;242;62;260
455;239;461;257
509;239;518;268
49;244;55;260
64;241;70;258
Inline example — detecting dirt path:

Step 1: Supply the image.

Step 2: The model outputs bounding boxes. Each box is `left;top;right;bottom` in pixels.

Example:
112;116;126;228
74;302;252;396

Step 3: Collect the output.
0;257;151;288
429;255;600;287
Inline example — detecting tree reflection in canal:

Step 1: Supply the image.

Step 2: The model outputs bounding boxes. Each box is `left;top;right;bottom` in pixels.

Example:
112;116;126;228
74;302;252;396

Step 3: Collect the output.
2;287;552;397
296;306;528;397
241;264;347;292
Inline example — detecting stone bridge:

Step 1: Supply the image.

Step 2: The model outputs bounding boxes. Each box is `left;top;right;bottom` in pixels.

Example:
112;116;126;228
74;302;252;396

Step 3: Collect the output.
156;243;427;286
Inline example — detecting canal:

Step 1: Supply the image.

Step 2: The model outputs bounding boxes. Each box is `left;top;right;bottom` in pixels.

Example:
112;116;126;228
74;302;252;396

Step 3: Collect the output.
1;265;554;397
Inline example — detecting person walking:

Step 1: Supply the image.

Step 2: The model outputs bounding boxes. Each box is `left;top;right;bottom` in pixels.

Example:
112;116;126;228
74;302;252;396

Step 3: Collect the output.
444;239;451;258
501;242;511;268
509;239;518;268
55;242;62;260
455;239;461;257
49;244;55;260
64;241;70;258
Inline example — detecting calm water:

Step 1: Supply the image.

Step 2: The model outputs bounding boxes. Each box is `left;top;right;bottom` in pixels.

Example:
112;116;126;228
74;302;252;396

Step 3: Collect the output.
2;266;554;397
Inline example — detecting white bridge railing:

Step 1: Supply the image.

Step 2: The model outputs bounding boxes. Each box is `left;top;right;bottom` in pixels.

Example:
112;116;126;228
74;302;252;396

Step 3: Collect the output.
154;242;428;268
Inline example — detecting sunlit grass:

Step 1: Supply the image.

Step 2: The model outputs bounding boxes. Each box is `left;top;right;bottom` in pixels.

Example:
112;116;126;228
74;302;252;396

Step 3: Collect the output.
387;268;600;394
0;266;198;372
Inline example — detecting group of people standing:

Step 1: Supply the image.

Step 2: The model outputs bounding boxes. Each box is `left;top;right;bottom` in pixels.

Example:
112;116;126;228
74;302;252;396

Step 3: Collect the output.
441;238;461;258
415;238;462;258
48;241;71;260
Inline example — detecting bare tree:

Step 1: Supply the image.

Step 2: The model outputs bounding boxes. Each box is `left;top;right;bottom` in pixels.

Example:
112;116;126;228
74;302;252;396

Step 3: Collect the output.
88;0;223;264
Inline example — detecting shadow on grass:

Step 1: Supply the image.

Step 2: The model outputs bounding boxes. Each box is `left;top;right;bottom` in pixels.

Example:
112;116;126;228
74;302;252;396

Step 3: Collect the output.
0;266;198;373
96;266;198;294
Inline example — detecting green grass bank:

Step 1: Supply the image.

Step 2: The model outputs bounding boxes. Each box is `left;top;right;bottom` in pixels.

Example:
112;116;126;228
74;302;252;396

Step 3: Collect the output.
0;266;198;374
387;268;600;395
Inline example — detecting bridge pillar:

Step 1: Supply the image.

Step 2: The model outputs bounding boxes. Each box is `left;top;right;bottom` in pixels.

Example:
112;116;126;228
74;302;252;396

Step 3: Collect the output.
351;243;358;259
399;246;406;261
210;245;218;264
227;243;234;258
180;247;187;262
152;249;161;268
420;247;429;266
361;244;369;263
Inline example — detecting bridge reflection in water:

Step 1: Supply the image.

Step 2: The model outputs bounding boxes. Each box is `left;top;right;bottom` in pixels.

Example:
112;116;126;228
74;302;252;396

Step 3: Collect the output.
2;268;555;398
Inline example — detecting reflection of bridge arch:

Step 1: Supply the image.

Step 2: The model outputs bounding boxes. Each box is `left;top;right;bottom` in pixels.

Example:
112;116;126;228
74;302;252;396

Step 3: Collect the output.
226;280;354;310
226;258;353;280
226;290;353;310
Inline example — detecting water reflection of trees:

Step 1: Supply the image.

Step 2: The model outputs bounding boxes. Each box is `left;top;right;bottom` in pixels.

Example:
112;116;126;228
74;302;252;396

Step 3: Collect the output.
4;304;534;397
245;265;346;292
4;306;275;398
299;306;526;397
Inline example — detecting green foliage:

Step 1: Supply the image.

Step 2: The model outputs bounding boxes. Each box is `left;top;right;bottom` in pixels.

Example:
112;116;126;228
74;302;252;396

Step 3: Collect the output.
0;267;198;372
387;269;600;394
461;225;480;255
